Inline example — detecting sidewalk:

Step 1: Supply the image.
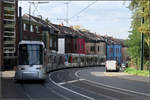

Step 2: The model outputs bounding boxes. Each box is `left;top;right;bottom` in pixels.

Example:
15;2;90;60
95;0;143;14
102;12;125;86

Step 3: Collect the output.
91;72;150;83
0;70;15;78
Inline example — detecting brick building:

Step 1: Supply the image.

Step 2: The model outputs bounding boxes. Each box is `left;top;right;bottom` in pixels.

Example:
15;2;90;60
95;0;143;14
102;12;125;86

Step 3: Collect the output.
0;0;18;70
22;14;59;51
22;14;43;41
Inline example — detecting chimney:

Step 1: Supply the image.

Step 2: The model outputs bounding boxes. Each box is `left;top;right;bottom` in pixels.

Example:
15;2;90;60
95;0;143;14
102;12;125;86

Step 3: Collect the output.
59;22;64;26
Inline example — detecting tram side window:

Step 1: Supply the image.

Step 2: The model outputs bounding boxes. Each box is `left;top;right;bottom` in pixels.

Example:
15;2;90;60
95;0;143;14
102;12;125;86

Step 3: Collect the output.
68;56;72;63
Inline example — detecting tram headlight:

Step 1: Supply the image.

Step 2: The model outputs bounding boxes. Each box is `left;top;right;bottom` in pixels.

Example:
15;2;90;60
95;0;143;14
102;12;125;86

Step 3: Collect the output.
18;67;24;70
36;66;42;70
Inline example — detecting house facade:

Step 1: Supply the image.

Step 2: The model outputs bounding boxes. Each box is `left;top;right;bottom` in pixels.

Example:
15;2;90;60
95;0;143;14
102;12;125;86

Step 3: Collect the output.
22;14;59;52
22;14;43;41
76;38;85;54
106;44;122;65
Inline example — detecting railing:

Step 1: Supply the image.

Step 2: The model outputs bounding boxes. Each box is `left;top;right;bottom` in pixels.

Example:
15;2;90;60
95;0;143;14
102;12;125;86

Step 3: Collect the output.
4;31;15;33
4;7;15;11
4;14;15;17
3;0;15;4
3;19;15;21
4;24;15;28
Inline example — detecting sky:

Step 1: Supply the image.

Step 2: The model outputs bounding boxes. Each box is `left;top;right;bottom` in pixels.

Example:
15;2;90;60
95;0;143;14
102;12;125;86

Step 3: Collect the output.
19;1;132;39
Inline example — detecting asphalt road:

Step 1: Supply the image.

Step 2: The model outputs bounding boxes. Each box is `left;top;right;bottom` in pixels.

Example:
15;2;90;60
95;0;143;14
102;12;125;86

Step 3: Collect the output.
1;67;150;100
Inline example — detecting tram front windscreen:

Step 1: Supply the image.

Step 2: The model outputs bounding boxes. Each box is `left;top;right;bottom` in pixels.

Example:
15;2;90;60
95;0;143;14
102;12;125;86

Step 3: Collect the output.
19;44;43;65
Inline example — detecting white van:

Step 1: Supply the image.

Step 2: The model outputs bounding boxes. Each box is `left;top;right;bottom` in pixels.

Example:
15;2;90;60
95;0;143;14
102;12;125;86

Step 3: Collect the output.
105;60;119;72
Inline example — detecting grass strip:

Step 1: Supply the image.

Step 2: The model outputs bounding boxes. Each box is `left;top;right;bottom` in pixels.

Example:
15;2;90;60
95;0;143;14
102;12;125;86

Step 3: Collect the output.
124;67;149;77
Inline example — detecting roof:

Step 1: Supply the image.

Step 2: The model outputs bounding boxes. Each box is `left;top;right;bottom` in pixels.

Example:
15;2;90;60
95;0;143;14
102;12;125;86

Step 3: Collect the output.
22;14;124;45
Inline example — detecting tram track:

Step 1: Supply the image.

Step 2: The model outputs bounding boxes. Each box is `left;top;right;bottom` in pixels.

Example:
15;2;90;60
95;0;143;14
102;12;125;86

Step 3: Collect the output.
20;83;34;100
49;68;150;100
49;69;117;100
19;79;68;100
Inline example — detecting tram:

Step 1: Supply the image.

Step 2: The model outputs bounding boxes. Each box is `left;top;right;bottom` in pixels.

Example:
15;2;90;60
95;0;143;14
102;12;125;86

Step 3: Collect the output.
15;40;46;80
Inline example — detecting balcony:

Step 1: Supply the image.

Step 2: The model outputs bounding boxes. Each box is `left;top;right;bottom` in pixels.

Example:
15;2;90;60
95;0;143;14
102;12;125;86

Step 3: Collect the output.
3;0;15;4
4;41;16;45
4;32;15;37
4;31;15;34
3;47;15;53
3;19;15;22
4;7;15;11
4;24;15;28
4;10;15;15
4;14;15;17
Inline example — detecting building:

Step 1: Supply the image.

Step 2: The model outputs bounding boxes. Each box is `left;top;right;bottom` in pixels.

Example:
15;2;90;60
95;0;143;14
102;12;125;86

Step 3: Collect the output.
53;24;86;54
22;14;59;52
106;37;123;65
78;30;106;56
76;38;85;54
22;14;43;41
0;0;18;70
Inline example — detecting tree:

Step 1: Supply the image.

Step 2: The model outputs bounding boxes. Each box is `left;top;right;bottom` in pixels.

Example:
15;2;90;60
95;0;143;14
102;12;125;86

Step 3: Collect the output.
126;0;150;69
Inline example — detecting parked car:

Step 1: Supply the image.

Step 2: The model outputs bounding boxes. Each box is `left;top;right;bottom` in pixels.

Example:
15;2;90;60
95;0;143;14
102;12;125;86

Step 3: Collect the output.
105;60;120;72
120;62;128;71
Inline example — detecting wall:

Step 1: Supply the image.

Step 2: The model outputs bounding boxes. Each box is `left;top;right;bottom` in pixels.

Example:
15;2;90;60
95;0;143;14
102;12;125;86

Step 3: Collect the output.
22;21;42;41
85;42;95;54
76;38;85;54
121;47;128;62
65;36;73;53
95;42;106;56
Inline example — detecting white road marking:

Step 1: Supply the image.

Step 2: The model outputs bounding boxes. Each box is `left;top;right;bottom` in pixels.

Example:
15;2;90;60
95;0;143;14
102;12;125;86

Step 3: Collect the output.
44;83;70;100
49;73;95;100
21;85;34;100
58;79;85;85
75;70;150;97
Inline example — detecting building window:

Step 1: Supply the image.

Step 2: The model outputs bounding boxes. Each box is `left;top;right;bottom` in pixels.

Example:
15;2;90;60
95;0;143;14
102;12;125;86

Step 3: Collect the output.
81;43;83;50
54;40;56;48
50;37;53;48
35;26;40;33
98;46;99;51
30;25;33;32
90;46;95;52
23;23;26;31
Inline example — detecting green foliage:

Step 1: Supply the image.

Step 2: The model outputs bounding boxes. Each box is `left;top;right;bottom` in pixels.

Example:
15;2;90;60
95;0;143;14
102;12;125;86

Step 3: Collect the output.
126;0;150;68
124;67;149;77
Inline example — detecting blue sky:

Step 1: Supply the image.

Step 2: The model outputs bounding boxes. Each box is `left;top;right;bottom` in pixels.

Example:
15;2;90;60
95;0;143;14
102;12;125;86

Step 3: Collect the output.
19;1;132;39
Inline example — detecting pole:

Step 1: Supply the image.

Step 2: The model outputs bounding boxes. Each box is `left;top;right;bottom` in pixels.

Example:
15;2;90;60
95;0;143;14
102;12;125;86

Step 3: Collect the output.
29;3;31;30
19;7;22;41
64;2;69;26
141;33;144;70
105;39;107;60
141;7;144;70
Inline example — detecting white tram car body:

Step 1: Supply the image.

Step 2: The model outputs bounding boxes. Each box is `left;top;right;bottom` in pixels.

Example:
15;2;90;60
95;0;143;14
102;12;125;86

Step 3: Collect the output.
15;41;46;80
15;41;106;80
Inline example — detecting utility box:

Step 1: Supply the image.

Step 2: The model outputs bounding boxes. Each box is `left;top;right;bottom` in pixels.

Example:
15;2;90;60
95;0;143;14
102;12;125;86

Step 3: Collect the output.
58;38;65;54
